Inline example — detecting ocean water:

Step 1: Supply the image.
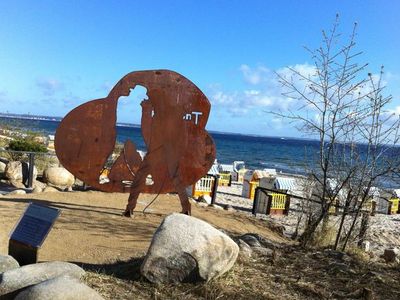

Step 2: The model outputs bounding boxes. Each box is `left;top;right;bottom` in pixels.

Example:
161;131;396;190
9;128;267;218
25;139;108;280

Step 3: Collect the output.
0;116;317;173
1;116;399;188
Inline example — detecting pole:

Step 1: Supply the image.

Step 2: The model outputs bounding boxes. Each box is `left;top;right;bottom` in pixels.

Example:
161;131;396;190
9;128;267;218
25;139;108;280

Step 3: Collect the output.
211;175;219;205
28;153;35;188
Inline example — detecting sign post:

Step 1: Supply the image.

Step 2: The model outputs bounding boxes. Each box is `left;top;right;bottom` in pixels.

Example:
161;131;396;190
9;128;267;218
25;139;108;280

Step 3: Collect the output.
8;203;60;266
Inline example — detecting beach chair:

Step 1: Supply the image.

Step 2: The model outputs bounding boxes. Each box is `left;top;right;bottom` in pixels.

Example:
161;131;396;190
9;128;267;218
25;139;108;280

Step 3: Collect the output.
388;198;399;214
192;175;215;199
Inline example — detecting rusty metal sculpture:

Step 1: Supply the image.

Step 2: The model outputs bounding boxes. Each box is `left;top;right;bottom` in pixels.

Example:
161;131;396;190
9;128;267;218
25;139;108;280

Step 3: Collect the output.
55;70;216;216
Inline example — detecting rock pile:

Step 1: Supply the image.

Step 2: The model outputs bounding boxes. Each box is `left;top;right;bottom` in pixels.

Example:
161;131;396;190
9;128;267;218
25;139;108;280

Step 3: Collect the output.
5;161;37;189
0;158;76;195
0;256;103;299
0;158;7;178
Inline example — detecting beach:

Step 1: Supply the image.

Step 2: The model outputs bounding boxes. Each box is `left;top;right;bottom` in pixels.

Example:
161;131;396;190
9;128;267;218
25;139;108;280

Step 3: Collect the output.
1;186;400;299
1;139;400;298
0;189;286;264
1;177;399;260
1;119;400;258
214;182;400;257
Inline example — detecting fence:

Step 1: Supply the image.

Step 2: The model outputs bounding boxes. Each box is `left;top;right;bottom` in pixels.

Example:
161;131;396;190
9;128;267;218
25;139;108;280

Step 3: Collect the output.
0;149;59;188
252;187;290;216
192;174;219;204
252;186;396;217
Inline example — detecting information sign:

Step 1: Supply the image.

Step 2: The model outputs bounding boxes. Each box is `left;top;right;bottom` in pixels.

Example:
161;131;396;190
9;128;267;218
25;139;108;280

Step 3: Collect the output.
10;203;60;248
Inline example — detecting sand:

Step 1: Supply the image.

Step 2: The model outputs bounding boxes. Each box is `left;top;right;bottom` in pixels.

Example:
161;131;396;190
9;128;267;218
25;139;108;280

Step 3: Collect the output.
0;190;285;264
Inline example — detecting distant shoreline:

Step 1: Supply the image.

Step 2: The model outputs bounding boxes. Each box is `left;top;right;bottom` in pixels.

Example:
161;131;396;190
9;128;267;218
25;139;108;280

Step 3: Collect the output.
0;112;316;141
0;113;139;129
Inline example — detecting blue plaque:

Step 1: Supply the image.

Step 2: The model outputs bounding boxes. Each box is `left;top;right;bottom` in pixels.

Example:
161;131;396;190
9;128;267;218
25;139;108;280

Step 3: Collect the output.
10;203;60;248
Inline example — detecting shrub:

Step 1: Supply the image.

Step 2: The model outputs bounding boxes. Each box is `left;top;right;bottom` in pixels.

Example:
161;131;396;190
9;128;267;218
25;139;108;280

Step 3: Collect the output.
7;138;48;153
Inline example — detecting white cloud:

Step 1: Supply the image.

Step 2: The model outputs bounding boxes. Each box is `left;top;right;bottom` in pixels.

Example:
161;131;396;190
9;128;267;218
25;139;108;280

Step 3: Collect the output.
277;63;317;79
209;62;400;136
239;64;270;85
209;63;316;117
387;106;400;116
211;91;237;106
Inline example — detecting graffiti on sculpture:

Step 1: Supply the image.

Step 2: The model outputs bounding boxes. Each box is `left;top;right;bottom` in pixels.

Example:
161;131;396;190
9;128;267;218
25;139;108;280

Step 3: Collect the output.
55;70;216;216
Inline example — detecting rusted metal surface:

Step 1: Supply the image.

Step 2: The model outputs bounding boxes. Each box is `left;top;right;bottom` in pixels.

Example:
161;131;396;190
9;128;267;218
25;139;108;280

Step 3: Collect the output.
55;70;216;213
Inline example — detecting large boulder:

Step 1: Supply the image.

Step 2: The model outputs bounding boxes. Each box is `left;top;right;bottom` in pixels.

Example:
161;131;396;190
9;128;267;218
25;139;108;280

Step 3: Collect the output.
43;167;74;189
0;261;85;297
7;189;27;196
5;161;37;188
33;180;47;190
0;158;8;178
0;255;20;273
141;213;239;283
14;275;104;300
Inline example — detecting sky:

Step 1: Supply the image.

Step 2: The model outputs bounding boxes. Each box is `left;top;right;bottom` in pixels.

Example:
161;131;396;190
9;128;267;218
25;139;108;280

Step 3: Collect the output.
0;1;399;137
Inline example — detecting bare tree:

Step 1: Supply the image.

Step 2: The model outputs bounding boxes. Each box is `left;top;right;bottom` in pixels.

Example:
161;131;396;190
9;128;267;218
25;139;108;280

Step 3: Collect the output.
274;15;400;249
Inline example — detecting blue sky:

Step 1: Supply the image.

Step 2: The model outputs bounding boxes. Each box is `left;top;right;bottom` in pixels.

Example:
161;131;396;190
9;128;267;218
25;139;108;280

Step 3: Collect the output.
0;1;399;136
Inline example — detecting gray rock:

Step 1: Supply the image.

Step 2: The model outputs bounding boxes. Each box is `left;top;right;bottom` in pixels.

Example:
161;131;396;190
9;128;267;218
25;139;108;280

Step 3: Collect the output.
141;213;239;283
197;195;211;204
253;247;274;257
238;240;252;258
5;161;37;187
33;180;47;190
32;186;43;194
43;167;74;189
0;255;20;273
14;275;104;300
9;180;26;189
0;160;7;177
239;233;280;249
7;189;26;195
238;234;261;248
0;261;85;296
210;204;223;210
224;204;234;211
382;248;399;263
42;186;59;193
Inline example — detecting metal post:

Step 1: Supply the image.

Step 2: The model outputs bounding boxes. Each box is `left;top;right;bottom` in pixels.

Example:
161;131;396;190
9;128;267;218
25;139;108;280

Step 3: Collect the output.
284;195;291;215
211;175;219;205
28;153;35;188
252;187;260;215
266;194;272;215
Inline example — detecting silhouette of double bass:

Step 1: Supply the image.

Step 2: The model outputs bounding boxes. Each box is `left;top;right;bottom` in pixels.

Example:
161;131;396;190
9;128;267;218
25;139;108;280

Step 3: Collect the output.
55;70;216;216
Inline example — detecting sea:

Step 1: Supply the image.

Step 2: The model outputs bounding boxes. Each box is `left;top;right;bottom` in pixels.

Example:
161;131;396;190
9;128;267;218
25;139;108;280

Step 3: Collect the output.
1;116;399;188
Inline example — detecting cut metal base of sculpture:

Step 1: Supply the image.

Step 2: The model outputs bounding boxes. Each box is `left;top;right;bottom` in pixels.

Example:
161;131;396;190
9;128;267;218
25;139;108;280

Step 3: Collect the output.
55;70;216;216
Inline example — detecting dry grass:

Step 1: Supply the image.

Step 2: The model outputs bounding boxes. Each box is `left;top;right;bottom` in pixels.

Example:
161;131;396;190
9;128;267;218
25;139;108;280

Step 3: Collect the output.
83;246;400;300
